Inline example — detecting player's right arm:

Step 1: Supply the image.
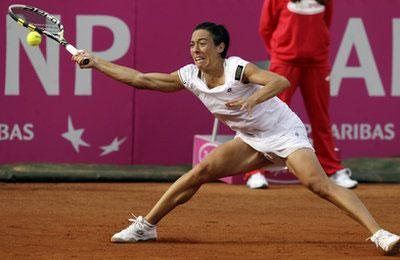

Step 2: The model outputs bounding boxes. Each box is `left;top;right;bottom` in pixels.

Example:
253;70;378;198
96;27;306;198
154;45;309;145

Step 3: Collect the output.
73;51;184;93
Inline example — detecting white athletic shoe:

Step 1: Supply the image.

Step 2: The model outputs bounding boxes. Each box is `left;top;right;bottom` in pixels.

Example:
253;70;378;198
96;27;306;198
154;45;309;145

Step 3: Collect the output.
329;168;358;189
246;172;269;189
368;229;400;255
111;215;157;243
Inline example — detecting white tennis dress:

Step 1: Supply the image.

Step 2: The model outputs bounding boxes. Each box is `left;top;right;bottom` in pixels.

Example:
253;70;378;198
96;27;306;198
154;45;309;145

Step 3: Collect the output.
178;56;313;159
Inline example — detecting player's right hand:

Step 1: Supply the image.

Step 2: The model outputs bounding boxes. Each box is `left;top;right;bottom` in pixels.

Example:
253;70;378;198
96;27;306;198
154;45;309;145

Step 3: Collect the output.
72;50;95;69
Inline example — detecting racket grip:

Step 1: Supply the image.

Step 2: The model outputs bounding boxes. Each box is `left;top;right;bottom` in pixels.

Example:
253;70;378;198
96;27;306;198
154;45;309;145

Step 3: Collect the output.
65;44;90;65
65;44;79;55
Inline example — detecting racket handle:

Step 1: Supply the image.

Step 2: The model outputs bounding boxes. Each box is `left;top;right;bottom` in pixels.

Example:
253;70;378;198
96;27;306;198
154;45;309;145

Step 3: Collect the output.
65;44;90;65
65;44;79;55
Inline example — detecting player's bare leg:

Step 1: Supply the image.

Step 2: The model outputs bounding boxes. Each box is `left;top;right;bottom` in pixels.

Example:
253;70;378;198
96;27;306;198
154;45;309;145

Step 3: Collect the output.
111;138;270;243
145;137;271;224
285;148;380;233
286;148;400;255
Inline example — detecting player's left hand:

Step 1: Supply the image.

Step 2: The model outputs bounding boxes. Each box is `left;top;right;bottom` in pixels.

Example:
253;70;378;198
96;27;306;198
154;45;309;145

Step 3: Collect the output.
225;98;257;117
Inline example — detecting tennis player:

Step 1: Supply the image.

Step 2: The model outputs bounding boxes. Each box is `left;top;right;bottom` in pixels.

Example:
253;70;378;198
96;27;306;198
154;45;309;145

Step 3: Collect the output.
73;22;399;255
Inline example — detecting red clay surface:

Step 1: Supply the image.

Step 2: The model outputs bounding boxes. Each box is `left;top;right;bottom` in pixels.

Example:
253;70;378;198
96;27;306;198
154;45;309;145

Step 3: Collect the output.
0;183;399;259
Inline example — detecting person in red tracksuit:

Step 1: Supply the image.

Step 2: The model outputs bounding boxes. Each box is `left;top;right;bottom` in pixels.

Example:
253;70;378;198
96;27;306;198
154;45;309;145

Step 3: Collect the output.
245;0;358;189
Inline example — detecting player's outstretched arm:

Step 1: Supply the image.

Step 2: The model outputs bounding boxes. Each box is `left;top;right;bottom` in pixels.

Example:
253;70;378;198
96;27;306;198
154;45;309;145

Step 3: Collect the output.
72;51;184;93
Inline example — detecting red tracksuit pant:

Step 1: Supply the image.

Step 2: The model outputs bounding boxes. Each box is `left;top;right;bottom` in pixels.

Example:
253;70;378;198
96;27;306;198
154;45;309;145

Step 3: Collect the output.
245;63;343;180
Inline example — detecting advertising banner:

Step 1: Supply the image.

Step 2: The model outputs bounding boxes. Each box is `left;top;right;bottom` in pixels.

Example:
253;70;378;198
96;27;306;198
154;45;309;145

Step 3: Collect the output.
1;0;399;165
1;0;136;164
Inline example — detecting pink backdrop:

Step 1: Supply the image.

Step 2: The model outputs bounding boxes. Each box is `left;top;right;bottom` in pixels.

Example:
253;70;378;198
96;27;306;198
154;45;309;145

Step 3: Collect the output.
1;0;399;165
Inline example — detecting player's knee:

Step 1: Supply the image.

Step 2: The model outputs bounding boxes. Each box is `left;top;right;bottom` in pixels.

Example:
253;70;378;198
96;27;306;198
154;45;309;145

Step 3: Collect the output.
306;178;332;199
190;162;215;184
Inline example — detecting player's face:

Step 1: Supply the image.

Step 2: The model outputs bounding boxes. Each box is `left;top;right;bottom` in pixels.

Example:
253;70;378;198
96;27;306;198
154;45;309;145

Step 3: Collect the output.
190;29;223;70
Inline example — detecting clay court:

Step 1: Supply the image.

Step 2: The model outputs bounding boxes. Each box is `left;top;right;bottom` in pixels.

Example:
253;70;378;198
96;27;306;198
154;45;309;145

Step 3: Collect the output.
1;182;398;259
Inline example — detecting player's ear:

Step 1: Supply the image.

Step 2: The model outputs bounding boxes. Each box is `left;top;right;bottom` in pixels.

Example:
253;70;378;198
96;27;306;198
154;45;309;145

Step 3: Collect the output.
217;43;225;55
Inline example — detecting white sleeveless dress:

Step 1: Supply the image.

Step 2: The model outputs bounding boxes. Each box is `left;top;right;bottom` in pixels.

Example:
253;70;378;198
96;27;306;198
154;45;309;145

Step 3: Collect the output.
178;56;313;160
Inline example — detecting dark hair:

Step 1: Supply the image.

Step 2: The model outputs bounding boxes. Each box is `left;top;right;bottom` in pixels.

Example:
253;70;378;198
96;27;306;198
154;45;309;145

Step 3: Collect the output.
290;0;329;5
194;22;230;58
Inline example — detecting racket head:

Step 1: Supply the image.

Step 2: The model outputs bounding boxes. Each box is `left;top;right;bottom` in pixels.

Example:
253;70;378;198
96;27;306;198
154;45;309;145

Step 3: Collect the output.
8;4;66;45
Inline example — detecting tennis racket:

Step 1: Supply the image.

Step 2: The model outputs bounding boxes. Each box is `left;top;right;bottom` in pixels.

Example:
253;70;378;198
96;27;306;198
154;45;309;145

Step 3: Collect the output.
8;4;89;65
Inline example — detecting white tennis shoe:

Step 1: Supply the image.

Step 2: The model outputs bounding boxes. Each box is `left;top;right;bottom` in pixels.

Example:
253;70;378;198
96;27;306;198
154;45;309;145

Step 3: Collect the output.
111;215;157;243
330;168;358;189
368;229;400;255
246;172;269;189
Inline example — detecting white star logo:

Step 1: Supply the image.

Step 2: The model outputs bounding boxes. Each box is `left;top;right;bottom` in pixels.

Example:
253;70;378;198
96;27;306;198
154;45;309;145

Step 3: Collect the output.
99;137;127;156
61;115;90;153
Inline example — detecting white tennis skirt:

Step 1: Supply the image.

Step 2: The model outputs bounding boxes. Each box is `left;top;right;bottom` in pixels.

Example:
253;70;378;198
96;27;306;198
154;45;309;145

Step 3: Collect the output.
236;122;314;162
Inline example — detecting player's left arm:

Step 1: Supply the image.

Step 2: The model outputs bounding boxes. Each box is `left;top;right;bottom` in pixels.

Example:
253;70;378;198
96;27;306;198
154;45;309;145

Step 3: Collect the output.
225;63;290;114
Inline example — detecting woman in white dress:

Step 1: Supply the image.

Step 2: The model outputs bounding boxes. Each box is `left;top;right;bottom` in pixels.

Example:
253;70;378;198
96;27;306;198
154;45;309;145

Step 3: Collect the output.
73;22;399;255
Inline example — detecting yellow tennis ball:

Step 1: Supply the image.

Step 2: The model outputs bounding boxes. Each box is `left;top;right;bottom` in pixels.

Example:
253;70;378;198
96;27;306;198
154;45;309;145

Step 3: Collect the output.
26;31;42;46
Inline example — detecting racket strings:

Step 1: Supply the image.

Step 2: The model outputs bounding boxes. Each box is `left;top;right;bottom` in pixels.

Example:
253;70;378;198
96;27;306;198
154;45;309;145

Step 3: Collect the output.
12;8;61;33
32;24;60;33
